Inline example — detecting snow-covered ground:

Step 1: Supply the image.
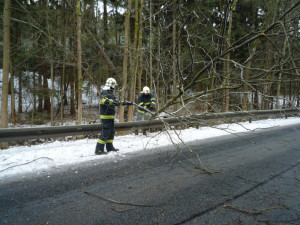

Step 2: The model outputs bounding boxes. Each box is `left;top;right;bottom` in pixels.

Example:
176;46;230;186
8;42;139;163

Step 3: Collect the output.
1;117;300;184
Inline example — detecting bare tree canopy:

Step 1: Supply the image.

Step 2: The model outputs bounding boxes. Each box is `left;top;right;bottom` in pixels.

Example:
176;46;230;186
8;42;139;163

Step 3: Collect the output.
1;0;300;126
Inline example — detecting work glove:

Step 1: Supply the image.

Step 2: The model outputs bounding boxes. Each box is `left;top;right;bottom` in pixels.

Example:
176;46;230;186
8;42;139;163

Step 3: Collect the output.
148;107;156;112
121;101;133;106
113;100;120;106
126;101;134;105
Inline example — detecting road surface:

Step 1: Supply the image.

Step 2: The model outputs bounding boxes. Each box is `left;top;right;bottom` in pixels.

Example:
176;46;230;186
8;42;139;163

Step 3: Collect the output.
1;123;300;225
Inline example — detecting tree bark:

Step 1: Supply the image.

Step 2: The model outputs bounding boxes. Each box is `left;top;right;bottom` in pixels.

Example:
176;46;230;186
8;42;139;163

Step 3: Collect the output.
172;0;178;111
149;0;153;92
50;61;54;125
128;0;139;122
119;0;132;122
1;0;11;135
137;0;144;95
38;73;42;112
70;68;76;116
77;0;83;124
242;0;275;110
103;0;109;80
42;64;51;116
46;5;55;125
60;0;66;125
10;64;15;124
222;0;237;112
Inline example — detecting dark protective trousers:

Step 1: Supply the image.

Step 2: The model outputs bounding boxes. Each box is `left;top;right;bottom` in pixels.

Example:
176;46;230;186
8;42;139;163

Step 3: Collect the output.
95;119;115;153
99;119;115;143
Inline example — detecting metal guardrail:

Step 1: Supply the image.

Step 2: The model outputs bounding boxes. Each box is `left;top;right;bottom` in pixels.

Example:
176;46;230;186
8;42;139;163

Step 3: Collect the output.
0;108;299;143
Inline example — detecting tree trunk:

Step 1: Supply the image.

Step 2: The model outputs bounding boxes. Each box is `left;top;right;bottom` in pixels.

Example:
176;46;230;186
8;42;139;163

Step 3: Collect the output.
60;39;66;124
149;0;153;92
33;72;36;121
18;72;23;113
243;0;276;110
276;38;287;109
119;0;132;122
172;0;178;111
208;67;215;112
10;65;16;124
43;75;51;115
77;0;83;124
222;0;237;112
128;0;139;122
103;0;109;80
50;61;54;125
137;0;144;94
46;3;55;125
38;73;43;112
1;0;11;149
60;0;66;125
70;68;76;116
60;63;66;124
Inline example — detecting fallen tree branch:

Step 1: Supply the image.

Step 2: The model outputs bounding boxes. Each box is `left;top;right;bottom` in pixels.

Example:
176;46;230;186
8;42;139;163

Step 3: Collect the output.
223;203;284;215
82;188;178;208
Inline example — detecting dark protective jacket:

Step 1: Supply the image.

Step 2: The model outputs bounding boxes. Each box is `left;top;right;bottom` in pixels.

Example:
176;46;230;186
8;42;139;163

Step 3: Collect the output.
99;88;120;119
137;93;156;114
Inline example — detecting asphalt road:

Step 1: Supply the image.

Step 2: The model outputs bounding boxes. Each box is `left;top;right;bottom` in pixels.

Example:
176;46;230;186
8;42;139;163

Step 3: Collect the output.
1;123;300;225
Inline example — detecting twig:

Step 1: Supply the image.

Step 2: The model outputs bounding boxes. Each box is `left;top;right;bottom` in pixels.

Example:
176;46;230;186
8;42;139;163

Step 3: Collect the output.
224;203;284;215
167;126;221;174
111;207;134;213
236;175;260;184
0;157;53;173
82;190;156;207
82;189;177;208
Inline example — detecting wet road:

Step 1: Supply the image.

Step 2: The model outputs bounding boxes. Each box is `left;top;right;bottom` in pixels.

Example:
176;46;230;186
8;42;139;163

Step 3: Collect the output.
1;123;300;225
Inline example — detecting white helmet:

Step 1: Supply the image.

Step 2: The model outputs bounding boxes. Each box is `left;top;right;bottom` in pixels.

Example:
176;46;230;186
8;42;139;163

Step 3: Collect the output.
105;78;117;88
143;86;150;94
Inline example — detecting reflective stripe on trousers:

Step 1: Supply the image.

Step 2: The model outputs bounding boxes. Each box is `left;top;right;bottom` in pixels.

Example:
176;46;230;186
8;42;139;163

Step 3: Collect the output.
97;119;115;144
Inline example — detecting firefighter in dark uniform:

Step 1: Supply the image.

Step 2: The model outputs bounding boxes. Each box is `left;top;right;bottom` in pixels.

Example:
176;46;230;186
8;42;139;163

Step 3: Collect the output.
95;78;132;155
135;86;156;135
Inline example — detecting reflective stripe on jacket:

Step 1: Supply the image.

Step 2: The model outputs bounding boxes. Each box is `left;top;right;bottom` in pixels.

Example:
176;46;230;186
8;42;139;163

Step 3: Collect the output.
99;89;119;119
137;93;155;113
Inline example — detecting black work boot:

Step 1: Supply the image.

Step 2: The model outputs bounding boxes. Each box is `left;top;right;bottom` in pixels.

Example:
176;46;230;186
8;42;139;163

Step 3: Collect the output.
95;143;106;155
106;143;119;152
143;129;147;136
135;129;138;135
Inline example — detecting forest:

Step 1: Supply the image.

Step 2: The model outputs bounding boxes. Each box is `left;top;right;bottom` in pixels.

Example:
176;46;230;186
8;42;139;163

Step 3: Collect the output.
1;0;300;128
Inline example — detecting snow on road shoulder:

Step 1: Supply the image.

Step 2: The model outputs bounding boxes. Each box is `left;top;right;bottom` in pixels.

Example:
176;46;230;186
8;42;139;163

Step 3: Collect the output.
1;117;300;182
